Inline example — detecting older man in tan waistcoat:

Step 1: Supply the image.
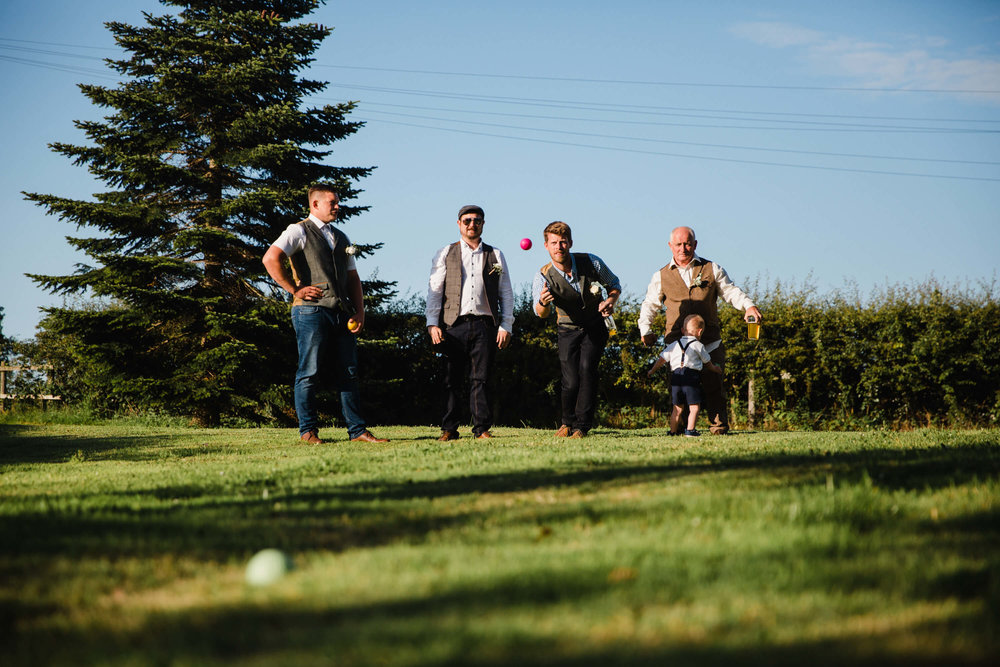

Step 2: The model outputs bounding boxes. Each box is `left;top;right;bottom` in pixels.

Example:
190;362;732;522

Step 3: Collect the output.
638;226;762;435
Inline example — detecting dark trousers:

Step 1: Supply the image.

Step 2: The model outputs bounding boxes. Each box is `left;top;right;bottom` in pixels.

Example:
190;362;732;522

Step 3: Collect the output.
701;345;729;434
557;322;609;433
441;316;497;436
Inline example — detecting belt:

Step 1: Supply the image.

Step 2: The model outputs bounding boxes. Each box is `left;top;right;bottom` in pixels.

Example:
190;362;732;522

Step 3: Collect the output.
454;314;494;324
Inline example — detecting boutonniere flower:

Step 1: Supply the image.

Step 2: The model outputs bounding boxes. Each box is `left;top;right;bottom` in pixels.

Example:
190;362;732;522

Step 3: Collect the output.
589;283;602;296
344;244;358;256
489;262;503;276
692;271;708;288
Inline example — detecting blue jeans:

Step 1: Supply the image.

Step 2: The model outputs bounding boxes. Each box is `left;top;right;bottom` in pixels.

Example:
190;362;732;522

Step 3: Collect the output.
291;305;366;438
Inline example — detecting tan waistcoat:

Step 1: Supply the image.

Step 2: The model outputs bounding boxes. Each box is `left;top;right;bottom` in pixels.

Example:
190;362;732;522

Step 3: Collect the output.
658;258;721;345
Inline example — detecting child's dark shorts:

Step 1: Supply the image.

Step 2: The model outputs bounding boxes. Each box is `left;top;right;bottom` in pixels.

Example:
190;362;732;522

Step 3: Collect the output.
670;367;703;406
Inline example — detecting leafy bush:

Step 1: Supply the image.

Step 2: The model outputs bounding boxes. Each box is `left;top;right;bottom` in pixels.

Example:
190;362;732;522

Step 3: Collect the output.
11;278;999;430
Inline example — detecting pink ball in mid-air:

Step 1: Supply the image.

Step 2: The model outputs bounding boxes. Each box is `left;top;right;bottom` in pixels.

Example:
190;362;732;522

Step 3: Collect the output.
520;238;532;250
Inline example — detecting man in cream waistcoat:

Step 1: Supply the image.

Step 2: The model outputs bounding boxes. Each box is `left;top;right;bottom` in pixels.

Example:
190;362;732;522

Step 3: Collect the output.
638;226;762;435
263;184;388;445
426;204;514;441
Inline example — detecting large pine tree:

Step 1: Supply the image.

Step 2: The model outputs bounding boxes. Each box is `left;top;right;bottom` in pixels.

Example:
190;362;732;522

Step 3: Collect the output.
23;0;388;424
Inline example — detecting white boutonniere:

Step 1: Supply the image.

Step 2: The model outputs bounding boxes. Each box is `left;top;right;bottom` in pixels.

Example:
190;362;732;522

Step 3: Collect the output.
692;271;708;288
589;283;602;296
344;244;358;256
489;262;503;276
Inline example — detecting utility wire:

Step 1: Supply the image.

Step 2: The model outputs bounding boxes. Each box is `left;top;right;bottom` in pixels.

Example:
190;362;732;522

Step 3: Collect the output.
0;54;114;80
319;63;1000;95
325;84;1000;133
5;37;998;127
345;98;1000;127
5;38;999;95
360;117;1000;182
354;106;1000;166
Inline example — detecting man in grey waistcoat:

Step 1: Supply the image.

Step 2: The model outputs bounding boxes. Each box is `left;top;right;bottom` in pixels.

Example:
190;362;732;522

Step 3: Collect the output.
533;221;621;438
426;204;514;441
263;184;388;444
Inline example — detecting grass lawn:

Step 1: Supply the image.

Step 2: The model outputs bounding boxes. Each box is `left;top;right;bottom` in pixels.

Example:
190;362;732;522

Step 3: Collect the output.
1;423;998;666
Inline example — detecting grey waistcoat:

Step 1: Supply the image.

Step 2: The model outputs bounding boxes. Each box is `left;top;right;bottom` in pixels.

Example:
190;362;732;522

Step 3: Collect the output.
289;220;355;314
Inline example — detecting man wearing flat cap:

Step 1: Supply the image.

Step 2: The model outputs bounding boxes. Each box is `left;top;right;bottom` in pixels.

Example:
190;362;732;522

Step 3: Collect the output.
426;204;514;441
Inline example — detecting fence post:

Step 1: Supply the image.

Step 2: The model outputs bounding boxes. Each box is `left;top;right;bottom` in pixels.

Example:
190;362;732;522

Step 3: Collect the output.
748;372;756;428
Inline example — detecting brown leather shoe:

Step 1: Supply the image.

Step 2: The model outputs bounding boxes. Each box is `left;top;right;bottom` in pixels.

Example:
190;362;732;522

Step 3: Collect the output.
437;430;460;441
351;430;388;443
555;425;571;437
568;429;586;438
476;430;493;439
300;430;324;444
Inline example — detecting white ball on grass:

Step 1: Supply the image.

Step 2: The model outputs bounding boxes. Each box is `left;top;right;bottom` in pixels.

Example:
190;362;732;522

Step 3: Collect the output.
245;549;293;586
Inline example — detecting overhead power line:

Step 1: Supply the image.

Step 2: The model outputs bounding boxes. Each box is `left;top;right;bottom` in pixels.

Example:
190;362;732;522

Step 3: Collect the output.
351;105;1000;166
324;84;1000;134
319;63;1000;95
358;117;1000;182
366;120;1000;183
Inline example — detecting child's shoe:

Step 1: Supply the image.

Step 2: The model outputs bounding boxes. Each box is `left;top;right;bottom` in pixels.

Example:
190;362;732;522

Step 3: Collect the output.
684;429;701;437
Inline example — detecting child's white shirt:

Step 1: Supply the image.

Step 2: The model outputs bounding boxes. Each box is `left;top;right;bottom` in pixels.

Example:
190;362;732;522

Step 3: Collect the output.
659;335;712;371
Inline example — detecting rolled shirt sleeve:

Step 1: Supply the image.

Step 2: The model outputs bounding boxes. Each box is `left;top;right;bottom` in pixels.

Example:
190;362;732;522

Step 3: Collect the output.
425;245;449;328
495;248;515;333
638;271;664;337
272;221;358;272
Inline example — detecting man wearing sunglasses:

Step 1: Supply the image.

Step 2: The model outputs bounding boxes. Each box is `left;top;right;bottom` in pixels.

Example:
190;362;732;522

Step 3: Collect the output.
426;205;514;441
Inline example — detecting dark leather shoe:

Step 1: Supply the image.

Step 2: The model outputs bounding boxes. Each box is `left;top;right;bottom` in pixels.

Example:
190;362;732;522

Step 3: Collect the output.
351;430;388;443
476;430;493;439
300;430;324;444
569;429;586;439
555;425;571;437
438;430;460;441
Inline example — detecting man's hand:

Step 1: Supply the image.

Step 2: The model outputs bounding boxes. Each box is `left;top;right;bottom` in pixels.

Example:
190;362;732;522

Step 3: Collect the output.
427;325;444;345
641;333;657;347
745;306;762;323
349;311;365;334
294;285;322;302
598;297;616;317
535;284;553;316
497;328;511;350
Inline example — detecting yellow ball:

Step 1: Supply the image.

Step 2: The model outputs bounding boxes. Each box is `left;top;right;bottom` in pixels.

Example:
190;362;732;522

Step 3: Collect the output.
347;318;361;332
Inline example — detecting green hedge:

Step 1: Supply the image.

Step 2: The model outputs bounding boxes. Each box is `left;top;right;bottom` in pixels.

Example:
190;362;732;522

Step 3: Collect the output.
360;278;1000;431
17;279;999;430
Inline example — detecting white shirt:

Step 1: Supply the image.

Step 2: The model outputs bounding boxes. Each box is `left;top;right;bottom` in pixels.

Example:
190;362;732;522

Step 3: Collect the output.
660;335;712;371
271;214;358;272
425;239;514;333
638;253;755;350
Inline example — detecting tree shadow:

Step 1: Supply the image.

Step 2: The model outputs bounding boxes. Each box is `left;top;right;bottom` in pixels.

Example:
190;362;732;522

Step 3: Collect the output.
6;564;993;666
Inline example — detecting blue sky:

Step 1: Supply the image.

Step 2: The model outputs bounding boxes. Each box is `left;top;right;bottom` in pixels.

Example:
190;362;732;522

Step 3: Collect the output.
2;1;998;340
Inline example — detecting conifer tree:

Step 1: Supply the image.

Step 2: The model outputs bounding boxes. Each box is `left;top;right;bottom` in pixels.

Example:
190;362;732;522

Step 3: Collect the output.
23;0;390;424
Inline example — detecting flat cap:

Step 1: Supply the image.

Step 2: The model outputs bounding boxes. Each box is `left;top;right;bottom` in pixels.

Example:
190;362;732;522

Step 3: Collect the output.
458;204;485;219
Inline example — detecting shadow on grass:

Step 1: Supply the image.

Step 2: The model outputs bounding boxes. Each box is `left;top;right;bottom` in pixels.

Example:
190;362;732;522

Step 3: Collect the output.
0;424;219;464
2;430;998;563
5;566;993;667
3;428;998;665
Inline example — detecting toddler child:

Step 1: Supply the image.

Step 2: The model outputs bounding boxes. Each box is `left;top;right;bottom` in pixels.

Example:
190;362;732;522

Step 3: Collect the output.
647;314;722;437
